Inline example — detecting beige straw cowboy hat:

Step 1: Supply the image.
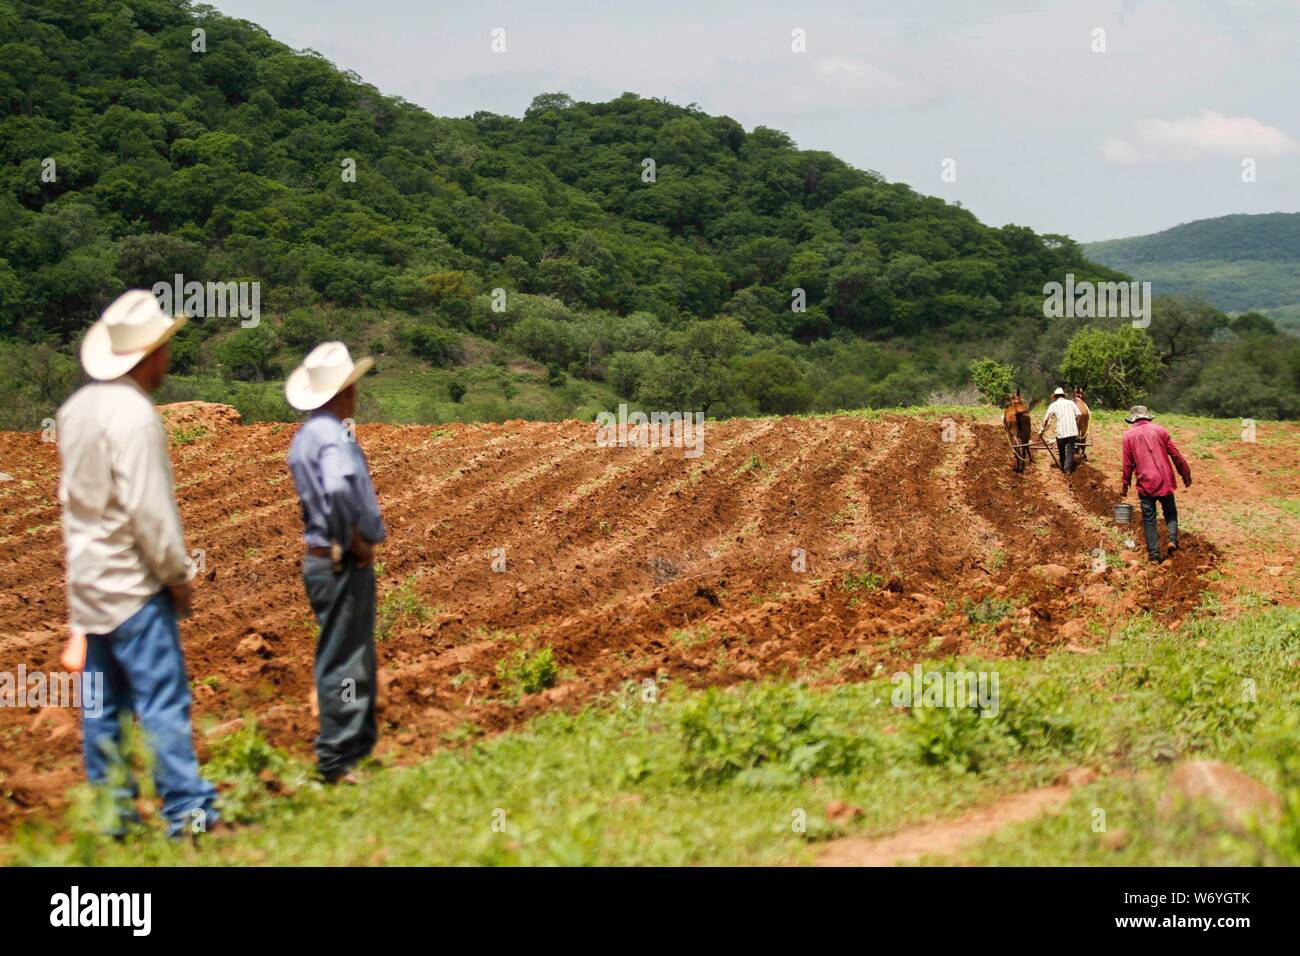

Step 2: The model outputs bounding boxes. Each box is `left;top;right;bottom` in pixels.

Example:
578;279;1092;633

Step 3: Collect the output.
284;341;374;411
80;290;187;381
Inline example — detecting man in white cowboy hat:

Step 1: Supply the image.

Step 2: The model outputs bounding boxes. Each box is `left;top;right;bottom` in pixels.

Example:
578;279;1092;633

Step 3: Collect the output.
1121;405;1192;564
285;342;385;783
57;289;219;838
1040;386;1081;475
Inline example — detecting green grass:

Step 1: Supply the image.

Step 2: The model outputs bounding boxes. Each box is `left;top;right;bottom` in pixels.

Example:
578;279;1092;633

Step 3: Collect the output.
156;335;623;427
168;424;209;446
356;352;620;425
7;608;1300;866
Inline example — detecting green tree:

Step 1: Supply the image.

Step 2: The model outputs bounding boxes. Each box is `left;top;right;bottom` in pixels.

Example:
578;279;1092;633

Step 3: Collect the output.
731;350;813;414
606;350;656;397
1058;327;1159;409
403;323;462;367
968;358;1017;404
216;325;279;382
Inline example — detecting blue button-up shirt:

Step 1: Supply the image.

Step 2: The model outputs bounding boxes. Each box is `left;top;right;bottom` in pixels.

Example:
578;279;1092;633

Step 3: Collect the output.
287;412;386;549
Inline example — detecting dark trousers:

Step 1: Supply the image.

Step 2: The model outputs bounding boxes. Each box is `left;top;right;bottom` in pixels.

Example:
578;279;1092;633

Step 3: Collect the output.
1138;493;1179;561
303;554;377;778
1056;436;1076;474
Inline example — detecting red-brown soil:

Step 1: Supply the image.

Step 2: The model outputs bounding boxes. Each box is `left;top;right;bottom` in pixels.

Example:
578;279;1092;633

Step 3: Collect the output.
1;408;1272;834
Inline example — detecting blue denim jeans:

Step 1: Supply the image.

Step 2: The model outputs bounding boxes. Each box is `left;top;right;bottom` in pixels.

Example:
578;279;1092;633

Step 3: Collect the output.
82;590;218;838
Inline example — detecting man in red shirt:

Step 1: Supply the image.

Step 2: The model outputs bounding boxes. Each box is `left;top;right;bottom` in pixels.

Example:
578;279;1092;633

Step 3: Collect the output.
1120;406;1192;563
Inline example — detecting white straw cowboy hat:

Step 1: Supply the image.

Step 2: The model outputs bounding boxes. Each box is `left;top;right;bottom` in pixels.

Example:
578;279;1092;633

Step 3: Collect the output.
284;342;374;411
80;289;187;381
1053;386;1066;397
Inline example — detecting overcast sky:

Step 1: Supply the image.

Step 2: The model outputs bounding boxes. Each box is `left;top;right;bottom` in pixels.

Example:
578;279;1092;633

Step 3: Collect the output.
211;0;1300;242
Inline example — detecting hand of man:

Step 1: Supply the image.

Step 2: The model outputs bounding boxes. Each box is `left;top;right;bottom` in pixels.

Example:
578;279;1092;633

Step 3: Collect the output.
168;581;194;619
1120;484;1129;499
350;530;374;568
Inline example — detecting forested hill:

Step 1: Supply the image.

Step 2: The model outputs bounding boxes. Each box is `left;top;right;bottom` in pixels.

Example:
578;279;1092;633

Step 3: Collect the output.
1084;213;1300;327
0;1;1109;340
3;0;1295;427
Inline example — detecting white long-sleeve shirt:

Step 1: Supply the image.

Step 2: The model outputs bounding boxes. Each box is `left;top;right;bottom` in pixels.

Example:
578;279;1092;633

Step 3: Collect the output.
57;377;195;634
1042;396;1080;439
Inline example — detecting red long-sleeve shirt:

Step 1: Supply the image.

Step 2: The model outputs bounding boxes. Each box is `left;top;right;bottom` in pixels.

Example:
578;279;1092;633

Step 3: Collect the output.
1121;420;1191;498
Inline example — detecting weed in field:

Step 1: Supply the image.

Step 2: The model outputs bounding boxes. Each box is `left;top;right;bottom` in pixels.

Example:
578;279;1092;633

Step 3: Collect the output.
170;424;209;446
203;723;307;824
965;596;1013;626
671;626;711;648
377;577;431;640
442;722;485;746
840;569;884;593
496;646;558;700
679;683;878;787
906;700;1012;773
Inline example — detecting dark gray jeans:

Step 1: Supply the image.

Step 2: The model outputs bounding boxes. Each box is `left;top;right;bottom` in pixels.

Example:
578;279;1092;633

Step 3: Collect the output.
1138;493;1179;561
303;553;377;778
1056;436;1076;474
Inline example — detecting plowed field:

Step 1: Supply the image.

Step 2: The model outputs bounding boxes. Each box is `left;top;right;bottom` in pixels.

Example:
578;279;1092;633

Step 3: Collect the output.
4;407;1291;834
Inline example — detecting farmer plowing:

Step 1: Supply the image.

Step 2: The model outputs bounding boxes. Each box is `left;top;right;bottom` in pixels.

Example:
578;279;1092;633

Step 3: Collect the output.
1003;386;1091;475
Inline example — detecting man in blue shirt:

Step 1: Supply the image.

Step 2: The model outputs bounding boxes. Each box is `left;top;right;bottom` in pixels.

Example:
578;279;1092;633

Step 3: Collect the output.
285;342;385;783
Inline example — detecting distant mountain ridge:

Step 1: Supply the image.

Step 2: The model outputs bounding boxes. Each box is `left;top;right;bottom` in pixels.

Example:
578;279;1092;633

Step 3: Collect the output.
1084;213;1300;327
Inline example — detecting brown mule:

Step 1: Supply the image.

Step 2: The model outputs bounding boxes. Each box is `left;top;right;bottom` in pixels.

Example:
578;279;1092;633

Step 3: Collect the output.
1003;389;1037;473
1072;387;1090;461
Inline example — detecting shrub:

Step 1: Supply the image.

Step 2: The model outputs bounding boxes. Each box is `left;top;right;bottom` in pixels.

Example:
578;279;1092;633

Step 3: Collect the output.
403;323;462;367
280;308;329;349
605;350;656;397
968;358;1016;404
905;700;1015;773
507;314;580;366
204;723;303;823
216;324;278;382
679;683;875;786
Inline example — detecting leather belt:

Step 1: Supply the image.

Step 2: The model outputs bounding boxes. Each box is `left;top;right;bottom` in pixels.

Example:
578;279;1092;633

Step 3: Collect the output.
307;546;334;558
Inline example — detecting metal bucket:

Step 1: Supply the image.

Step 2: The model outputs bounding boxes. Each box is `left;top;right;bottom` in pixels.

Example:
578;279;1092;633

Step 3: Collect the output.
1113;502;1133;525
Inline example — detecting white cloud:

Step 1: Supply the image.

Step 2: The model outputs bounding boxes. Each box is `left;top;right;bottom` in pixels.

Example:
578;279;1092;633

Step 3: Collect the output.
1102;110;1299;165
